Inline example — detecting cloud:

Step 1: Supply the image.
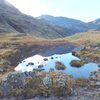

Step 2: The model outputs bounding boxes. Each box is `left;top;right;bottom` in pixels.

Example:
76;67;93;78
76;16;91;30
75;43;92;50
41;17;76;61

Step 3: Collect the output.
6;0;48;17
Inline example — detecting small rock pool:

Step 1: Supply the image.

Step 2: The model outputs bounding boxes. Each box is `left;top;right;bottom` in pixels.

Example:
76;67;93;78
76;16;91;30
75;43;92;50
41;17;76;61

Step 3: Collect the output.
15;53;99;78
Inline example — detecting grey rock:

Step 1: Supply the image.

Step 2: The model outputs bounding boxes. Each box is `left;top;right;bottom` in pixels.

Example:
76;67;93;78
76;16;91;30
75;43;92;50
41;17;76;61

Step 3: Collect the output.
29;71;36;78
43;75;52;87
0;71;26;96
49;68;55;72
96;81;100;86
73;45;85;52
0;68;3;72
90;70;100;86
56;74;66;87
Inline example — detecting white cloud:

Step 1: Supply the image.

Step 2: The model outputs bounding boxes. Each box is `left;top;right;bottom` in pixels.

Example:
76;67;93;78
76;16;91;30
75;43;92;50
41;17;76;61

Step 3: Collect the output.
6;0;48;17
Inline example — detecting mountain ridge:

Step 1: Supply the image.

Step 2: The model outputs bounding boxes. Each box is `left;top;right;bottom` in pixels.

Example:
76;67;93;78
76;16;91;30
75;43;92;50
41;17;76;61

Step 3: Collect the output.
0;0;100;39
0;0;68;38
38;15;100;33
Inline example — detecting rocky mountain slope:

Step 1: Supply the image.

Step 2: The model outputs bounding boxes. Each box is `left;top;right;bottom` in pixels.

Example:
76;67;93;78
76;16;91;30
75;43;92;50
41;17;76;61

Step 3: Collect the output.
38;15;89;33
0;0;100;39
89;18;100;29
38;15;100;34
0;0;68;39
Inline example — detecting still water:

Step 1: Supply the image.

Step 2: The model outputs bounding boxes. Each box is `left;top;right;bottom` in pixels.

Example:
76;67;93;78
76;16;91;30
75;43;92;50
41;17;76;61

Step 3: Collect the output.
15;53;99;78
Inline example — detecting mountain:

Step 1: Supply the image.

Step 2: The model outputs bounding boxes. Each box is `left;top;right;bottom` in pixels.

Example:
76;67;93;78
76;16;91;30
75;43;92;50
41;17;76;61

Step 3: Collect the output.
0;0;100;39
89;18;100;29
38;15;86;27
0;0;70;39
38;15;99;34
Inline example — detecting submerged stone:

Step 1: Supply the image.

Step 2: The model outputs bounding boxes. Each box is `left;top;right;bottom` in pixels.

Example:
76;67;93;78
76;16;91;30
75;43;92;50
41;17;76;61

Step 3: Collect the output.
55;61;66;70
70;60;85;67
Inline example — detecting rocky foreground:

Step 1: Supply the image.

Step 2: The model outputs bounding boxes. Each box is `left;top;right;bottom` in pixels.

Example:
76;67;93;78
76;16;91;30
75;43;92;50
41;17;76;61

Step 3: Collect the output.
0;69;100;100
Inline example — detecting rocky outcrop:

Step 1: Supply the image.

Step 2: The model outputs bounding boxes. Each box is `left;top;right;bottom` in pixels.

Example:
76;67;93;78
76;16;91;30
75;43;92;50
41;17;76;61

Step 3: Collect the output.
43;75;52;88
0;72;25;96
0;71;36;96
90;69;100;86
2;70;100;99
0;68;3;72
0;71;73;97
56;73;66;87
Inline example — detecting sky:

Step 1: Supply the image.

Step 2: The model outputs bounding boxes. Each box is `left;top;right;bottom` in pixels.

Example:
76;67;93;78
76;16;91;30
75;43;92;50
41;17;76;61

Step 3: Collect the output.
6;0;100;22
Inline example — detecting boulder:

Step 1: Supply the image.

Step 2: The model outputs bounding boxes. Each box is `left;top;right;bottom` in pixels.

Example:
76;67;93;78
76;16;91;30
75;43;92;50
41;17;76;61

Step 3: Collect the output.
56;74;66;87
43;75;52;87
0;68;3;72
55;61;66;70
70;60;85;67
0;71;31;96
90;70;100;86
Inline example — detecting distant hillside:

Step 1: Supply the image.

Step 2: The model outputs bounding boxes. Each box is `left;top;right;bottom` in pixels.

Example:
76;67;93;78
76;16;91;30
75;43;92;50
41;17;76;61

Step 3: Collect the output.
89;18;100;29
38;15;99;34
38;15;86;27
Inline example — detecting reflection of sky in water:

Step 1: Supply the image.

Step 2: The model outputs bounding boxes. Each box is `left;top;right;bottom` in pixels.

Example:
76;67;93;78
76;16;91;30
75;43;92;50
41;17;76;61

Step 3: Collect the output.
15;53;99;78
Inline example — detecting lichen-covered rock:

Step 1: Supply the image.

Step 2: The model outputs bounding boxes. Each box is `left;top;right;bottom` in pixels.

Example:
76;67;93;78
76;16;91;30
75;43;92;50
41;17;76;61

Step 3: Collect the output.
90;69;100;86
0;71;27;96
56;73;66;87
28;71;36;78
0;68;3;72
43;75;52;87
90;70;100;80
0;71;73;97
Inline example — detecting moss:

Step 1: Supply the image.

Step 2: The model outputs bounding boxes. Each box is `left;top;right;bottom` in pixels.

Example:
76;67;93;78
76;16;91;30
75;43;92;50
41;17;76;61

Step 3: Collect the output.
55;61;66;70
0;90;3;97
23;72;73;97
75;78;90;86
0;67;73;97
70;60;85;67
9;89;24;96
52;85;71;96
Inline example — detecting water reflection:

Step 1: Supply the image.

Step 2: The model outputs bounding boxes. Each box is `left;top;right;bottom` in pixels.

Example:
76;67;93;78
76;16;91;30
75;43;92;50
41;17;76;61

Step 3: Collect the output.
15;53;99;78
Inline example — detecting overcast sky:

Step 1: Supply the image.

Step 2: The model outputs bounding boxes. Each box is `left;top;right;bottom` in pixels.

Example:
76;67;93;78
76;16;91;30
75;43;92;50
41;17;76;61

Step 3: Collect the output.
6;0;100;22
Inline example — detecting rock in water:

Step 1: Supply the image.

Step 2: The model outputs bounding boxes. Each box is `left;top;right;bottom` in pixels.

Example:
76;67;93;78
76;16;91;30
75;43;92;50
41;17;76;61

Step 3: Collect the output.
55;61;66;70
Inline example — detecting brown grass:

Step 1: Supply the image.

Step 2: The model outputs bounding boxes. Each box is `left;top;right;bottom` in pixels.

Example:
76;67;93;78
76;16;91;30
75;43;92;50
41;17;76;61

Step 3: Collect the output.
66;30;100;63
66;30;100;45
